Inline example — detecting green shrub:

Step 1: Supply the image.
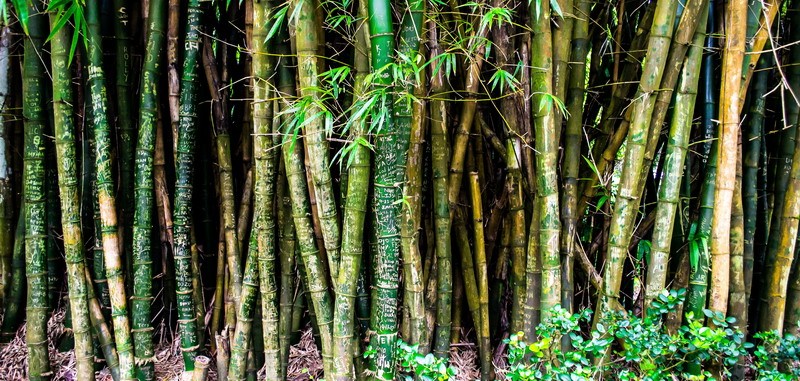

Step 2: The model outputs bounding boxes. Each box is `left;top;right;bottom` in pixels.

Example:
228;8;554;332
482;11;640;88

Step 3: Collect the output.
384;289;800;380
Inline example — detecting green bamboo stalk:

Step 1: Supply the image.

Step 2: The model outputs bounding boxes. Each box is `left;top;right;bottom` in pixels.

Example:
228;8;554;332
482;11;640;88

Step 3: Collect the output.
760;2;800;333
524;199;542;338
468;172;491;380
131;0;167;378
738;0;779;110
229;234;261;380
83;8;134;377
279;72;335;377
111;0;135;297
751;103;769;329
332;2;372;378
276;150;296;379
686;146;716;322
453;209;480;348
446;14;488;213
744;55;770;307
684;3;718;325
290;273;306;345
217;131;242;332
87;118;110;316
596;0;677;328
365;0;406;376
44;149;59;309
429;18;452;359
645;6;707;310
450;264;463;344
48;4;102;380
551;0;573;140
491;213;510;331
190;228;205;351
642;0;706;171
761;108;800;333
530;0;561;321
236;169;254;253
22;7;50;377
251;2;280;379
201;33;244;319
112;0;135;261
397;0;426;355
84;268;121;381
507;141;527;334
699;3;717;167
210;220;226;352
290;0;341;281
166;0;180;153
153;103;175;319
171;0;204;372
560;0;590;326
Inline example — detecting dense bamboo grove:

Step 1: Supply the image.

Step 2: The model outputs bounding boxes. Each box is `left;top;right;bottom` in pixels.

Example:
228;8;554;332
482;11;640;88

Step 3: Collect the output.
0;0;800;379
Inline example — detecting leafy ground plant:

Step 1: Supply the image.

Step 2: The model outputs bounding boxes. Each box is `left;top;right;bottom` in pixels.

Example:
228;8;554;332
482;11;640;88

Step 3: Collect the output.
391;289;800;381
501;290;798;381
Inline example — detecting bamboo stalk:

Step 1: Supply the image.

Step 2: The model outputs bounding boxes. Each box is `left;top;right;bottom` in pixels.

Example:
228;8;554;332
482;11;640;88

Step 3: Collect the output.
201;34;244;322
530;0;561;321
24;7;51;379
172;0;204;372
596;0;678;329
291;0;341;281
429;19;452;359
131;0;167;377
366;0;407;375
560;0;591;326
332;1;373;378
84;268;121;381
760;1;800;333
276;144;296;380
469;172;491;380
738;0;779;111
229;234;260;380
644;0;706;158
112;0;135;274
279;70;335;376
251;1;280;379
645;5;707;310
191;356;211;381
730;142;747;328
397;0;426;354
708;0;747;316
744;55;770;310
761;102;800;332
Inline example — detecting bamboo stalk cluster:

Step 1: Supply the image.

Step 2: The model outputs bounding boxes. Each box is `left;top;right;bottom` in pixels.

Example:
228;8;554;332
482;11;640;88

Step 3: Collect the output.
0;0;800;380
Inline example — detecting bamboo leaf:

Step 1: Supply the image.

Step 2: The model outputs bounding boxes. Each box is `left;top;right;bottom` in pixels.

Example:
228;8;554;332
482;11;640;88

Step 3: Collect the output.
46;5;75;42
265;6;287;42
0;2;7;25
690;241;699;272
10;0;27;33
550;0;563;18
289;0;305;24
